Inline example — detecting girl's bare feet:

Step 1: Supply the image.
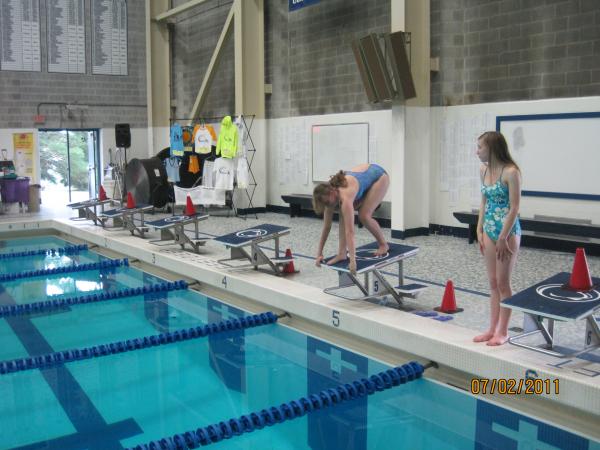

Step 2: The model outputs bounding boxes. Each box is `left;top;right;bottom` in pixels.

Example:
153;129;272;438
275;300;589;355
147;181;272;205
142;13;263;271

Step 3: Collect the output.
373;244;389;256
473;331;494;342
327;254;347;265
486;334;509;346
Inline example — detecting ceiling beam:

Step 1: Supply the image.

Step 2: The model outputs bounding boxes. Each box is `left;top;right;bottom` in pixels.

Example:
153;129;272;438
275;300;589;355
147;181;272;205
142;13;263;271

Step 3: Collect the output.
154;0;210;23
189;2;236;120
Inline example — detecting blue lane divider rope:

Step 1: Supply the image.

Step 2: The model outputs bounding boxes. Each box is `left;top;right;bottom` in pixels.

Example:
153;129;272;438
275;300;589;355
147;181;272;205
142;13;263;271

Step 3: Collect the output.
0;244;88;260
0;280;188;318
0;311;279;375
127;361;425;450
0;258;128;282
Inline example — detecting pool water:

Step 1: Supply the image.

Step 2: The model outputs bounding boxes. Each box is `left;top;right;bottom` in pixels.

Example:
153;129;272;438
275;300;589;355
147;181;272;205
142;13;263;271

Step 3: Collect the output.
0;236;598;450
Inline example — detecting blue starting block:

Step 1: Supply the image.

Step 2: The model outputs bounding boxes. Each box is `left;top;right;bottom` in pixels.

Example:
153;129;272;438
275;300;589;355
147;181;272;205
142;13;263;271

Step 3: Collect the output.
504;272;600;358
99;204;154;237
67;198;112;225
323;242;427;305
214;223;295;276
146;213;210;253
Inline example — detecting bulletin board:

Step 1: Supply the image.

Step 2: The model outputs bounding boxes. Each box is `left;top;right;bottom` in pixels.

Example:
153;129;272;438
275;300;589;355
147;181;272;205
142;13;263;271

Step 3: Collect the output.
311;123;369;182
497;112;600;200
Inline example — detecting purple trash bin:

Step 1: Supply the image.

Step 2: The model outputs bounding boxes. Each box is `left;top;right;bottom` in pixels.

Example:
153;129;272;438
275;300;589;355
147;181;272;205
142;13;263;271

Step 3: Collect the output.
0;178;29;204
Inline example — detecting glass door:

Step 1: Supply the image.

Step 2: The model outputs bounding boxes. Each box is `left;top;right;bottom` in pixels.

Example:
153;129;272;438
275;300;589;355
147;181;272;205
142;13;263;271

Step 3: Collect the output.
39;129;100;206
67;130;99;201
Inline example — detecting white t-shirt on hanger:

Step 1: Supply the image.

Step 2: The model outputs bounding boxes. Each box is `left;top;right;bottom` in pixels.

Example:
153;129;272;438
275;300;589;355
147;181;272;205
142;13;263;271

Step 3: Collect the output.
202;160;215;188
213;157;235;191
194;127;213;154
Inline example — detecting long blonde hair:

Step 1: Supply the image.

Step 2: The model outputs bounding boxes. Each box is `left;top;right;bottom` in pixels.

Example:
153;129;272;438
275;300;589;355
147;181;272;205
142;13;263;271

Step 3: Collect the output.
312;170;347;215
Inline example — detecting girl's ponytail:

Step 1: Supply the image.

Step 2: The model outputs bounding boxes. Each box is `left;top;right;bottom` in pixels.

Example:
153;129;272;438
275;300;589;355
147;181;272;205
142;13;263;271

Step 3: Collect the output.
329;170;347;188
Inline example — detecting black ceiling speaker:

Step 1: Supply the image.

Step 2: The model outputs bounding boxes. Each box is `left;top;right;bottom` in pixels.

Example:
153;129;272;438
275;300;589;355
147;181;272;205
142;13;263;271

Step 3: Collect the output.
115;123;131;148
358;34;394;102
352;32;416;103
385;31;416;100
351;40;378;103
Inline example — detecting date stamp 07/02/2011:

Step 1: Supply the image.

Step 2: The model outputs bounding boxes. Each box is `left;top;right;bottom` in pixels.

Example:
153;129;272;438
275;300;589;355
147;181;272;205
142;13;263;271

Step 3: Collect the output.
470;378;560;395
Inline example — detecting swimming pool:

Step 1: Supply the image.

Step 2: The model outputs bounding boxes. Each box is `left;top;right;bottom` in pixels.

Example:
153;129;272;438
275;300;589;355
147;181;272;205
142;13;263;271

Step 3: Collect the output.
0;235;598;449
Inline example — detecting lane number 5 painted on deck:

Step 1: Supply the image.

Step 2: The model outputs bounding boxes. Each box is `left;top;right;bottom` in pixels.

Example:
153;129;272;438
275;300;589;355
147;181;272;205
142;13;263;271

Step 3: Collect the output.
332;310;340;327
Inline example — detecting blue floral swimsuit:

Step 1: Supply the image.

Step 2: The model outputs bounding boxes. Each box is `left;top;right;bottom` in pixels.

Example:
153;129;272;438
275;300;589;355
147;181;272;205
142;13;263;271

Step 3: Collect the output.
481;166;521;242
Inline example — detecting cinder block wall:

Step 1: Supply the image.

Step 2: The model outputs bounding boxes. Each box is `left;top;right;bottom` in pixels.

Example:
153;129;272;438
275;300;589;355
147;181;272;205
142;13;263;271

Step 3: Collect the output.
266;0;391;118
6;1;598;126
171;0;235;121
171;0;391;120
0;0;147;129
431;0;600;106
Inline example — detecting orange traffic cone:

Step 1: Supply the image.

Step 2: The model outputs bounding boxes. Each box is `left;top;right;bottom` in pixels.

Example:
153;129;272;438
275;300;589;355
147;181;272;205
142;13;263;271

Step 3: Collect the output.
283;248;297;274
126;192;136;209
434;280;463;314
566;248;593;291
98;185;108;201
185;195;196;216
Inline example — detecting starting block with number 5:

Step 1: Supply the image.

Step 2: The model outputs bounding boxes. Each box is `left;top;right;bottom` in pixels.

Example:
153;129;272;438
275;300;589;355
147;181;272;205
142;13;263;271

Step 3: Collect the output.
323;242;427;305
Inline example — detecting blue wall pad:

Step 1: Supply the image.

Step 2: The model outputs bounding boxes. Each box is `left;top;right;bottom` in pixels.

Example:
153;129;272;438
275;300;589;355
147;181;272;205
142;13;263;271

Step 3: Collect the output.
0;311;279;375
0;280;188;317
0;258;128;282
127;361;425;450
0;244;88;260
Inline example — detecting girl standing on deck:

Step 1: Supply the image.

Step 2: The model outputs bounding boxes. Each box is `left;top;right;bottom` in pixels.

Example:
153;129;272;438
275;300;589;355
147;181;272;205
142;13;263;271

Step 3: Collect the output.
312;163;389;275
475;131;522;346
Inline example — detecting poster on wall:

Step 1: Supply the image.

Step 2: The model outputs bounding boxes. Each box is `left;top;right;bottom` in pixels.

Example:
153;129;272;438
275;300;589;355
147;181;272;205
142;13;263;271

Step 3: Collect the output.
0;0;41;71
47;0;86;73
12;132;35;177
92;0;127;75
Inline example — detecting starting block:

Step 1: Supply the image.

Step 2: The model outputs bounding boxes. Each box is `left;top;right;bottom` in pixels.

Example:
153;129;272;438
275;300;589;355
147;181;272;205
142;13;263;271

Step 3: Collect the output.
146;213;210;253
323;242;427;305
99;204;154;237
504;272;600;358
67;198;112;225
214;223;295;275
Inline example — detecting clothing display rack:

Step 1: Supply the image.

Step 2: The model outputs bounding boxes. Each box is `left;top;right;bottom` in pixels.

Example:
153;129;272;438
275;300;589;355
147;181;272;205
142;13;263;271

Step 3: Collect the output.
168;114;258;220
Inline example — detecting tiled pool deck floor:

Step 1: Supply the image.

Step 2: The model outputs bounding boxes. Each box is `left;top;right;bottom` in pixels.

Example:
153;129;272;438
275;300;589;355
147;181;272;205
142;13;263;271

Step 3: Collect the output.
119;210;600;353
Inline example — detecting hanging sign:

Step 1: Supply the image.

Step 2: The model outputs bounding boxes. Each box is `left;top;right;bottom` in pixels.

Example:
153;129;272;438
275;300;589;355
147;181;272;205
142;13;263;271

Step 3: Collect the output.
289;0;321;12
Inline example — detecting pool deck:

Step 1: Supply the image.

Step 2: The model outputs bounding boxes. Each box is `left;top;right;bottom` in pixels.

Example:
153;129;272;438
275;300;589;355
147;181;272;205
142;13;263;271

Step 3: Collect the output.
1;214;599;441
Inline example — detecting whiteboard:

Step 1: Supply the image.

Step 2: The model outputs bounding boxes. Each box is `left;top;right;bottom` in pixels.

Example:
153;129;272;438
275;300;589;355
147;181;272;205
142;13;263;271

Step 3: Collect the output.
498;112;600;200
312;123;369;182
